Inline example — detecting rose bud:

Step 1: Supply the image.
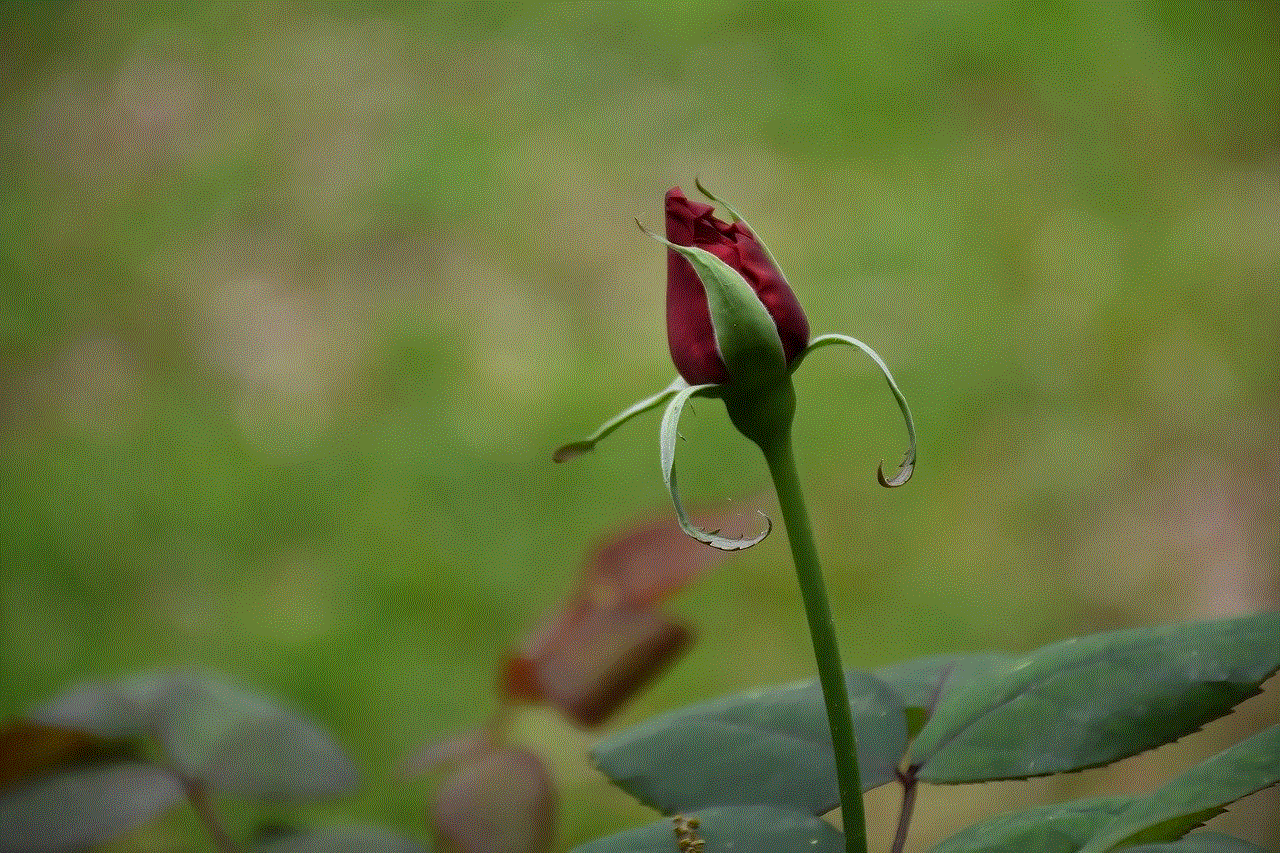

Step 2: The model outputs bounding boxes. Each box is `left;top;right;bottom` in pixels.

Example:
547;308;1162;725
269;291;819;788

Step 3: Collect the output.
555;182;916;549
664;186;809;386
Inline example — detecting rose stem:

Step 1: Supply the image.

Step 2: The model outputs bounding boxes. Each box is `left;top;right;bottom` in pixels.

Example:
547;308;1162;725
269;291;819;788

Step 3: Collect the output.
761;431;868;853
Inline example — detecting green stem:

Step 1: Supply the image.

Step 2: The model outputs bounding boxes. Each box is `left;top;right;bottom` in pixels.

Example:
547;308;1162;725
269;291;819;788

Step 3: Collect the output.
761;432;868;853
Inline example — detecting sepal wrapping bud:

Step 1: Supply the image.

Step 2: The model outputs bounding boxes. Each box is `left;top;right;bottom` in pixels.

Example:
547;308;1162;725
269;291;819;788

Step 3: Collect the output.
664;187;809;388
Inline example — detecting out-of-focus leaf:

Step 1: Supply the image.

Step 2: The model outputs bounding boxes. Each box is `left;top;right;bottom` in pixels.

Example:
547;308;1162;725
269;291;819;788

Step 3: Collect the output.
873;653;1013;739
33;671;358;801
500;505;751;728
503;601;691;728
0;761;183;853
0;719;119;788
1121;834;1274;853
399;731;488;779
592;670;905;815
1077;725;1280;853
580;511;739;609
31;672;170;739
502;654;547;705
159;677;359;800
430;747;555;853
569;804;846;853
912;612;1280;782
255;825;431;853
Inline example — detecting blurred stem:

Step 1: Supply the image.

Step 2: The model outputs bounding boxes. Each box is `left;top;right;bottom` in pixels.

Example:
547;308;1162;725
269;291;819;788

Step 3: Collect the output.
890;768;919;853
182;778;240;853
761;432;867;853
154;732;240;853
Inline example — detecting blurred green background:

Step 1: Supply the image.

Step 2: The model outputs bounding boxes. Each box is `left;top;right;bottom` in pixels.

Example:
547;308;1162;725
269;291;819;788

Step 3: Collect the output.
2;2;1277;850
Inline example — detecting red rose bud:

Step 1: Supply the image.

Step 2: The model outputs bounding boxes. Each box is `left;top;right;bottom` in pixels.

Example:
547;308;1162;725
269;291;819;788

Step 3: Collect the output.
665;187;809;386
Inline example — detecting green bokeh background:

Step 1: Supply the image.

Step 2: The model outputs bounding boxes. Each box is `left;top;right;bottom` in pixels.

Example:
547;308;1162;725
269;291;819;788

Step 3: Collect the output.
2;2;1276;850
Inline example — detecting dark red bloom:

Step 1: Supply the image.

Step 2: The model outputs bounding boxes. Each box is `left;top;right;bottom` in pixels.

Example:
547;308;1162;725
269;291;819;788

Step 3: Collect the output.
664;187;810;385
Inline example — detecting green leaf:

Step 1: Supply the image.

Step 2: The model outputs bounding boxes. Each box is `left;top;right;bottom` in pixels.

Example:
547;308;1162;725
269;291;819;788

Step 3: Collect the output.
659;383;770;550
254;825;431;853
912;612;1280;783
1077;724;1280;853
1121;833;1275;853
554;377;688;462
928;796;1135;853
930;790;1229;853
788;333;917;487
591;671;905;815
874;653;1013;739
159;676;359;801
33;671;358;801
32;672;171;739
570;805;846;853
1118;809;1228;847
0;761;184;852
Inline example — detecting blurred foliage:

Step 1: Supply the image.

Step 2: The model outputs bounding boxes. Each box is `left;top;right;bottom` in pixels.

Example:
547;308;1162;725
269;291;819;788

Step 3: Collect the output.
0;1;1276;850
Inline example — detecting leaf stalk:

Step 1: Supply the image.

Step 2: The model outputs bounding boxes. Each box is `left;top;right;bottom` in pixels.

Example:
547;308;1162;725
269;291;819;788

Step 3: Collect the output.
182;777;241;853
890;768;920;853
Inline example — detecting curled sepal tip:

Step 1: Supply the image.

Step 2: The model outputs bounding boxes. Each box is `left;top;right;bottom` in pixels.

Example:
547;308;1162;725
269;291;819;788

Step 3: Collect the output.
660;384;771;550
877;457;914;488
693;177;746;225
793;333;918;488
554;377;689;462
552;441;593;463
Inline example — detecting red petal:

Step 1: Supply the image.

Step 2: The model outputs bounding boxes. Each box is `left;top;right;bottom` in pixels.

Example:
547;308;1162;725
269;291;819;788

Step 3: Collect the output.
581;510;737;608
665;188;729;384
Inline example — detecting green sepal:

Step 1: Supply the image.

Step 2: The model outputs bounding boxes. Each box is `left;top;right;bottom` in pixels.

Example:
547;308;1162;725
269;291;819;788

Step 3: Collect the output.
660;384;770;550
694;179;791;286
791;333;917;487
554;377;689;462
639;222;788;390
